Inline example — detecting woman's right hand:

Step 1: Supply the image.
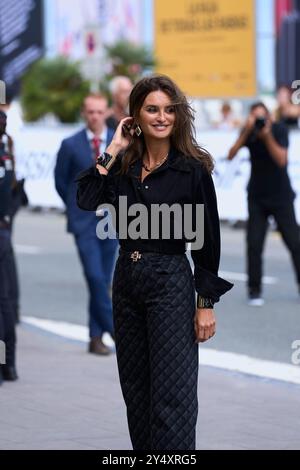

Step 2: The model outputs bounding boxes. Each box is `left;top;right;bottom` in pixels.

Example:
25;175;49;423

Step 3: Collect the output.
106;116;135;157
96;117;136;176
96;164;108;176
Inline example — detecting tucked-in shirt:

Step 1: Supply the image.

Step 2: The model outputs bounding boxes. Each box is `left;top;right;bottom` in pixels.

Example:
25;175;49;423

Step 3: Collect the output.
76;147;233;303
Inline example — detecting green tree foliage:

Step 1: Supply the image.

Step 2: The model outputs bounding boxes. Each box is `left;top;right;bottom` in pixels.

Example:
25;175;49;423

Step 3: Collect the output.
105;40;155;82
21;58;90;123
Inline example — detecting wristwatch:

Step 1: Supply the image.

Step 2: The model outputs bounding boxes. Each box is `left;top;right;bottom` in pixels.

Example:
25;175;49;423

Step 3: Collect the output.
197;295;214;309
96;152;116;170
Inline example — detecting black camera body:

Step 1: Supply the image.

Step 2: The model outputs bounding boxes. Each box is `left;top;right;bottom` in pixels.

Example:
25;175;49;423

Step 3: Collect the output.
254;117;266;131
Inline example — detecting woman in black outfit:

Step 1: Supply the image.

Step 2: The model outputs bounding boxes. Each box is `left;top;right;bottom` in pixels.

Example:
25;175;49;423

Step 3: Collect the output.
76;75;233;451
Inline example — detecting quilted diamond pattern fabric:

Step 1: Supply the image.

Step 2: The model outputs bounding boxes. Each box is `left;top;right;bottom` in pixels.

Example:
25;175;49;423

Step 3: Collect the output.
112;251;199;450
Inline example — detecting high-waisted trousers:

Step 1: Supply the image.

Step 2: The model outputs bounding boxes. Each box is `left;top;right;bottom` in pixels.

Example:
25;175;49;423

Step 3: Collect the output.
112;250;199;451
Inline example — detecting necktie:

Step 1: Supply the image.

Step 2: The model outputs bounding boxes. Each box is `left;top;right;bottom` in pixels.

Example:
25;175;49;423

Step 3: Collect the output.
91;137;101;161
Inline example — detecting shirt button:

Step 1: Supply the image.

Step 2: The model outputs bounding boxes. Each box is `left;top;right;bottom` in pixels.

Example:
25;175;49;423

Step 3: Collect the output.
145;185;149;189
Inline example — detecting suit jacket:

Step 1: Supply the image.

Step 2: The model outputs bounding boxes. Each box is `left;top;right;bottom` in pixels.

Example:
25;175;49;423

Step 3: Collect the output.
55;127;114;235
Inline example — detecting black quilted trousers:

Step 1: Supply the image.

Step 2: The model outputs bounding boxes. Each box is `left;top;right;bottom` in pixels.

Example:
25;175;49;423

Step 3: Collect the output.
112;250;199;451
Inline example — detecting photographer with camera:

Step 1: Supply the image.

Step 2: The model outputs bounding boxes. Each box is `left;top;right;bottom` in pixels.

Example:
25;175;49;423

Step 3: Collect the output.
0;112;18;384
228;102;300;306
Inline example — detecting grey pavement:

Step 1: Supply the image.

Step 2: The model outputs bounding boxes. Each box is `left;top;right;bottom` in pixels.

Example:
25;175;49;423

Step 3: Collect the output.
0;324;300;450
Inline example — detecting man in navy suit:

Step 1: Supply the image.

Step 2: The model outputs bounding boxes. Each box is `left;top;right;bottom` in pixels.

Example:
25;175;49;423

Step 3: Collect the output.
55;94;118;355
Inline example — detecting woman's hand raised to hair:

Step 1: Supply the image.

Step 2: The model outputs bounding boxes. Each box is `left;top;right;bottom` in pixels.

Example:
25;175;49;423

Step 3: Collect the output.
106;116;135;157
96;117;135;176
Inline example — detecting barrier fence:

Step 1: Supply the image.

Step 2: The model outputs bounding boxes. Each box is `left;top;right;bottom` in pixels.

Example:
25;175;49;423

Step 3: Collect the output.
14;126;300;221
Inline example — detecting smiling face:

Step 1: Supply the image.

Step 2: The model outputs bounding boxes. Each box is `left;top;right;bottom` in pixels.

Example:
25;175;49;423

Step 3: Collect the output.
137;90;176;141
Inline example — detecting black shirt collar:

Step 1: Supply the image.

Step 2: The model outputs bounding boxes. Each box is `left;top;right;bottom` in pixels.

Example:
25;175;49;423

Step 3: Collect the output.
128;147;191;178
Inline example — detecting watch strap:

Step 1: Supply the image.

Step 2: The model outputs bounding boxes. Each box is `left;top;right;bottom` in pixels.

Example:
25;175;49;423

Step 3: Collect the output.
197;295;214;309
96;152;116;170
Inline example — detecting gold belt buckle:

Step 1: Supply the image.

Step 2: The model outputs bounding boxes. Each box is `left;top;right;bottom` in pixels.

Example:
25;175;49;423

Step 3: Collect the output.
130;251;142;262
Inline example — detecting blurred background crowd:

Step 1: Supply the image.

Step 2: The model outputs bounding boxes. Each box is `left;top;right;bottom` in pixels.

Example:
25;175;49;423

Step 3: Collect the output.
0;0;299;217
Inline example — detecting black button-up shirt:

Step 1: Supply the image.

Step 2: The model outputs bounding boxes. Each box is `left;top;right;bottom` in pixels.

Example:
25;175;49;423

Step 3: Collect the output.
76;147;233;303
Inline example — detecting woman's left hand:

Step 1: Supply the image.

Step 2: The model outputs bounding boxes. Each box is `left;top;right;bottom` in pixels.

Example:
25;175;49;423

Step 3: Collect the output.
194;309;216;343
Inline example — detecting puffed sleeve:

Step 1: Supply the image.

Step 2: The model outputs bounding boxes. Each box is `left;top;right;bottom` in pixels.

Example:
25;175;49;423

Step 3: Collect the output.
75;159;120;211
191;166;233;303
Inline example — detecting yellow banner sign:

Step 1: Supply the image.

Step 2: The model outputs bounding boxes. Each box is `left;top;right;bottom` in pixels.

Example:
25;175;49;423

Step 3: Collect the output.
155;0;256;97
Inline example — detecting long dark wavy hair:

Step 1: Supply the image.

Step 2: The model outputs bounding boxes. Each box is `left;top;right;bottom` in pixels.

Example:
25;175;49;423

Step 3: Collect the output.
120;75;214;174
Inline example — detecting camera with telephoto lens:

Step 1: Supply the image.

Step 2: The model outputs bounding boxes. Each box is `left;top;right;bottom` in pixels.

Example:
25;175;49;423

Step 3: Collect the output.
254;117;266;131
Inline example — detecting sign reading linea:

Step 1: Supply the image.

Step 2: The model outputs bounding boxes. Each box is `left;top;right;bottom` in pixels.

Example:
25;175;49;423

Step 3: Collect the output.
154;0;256;98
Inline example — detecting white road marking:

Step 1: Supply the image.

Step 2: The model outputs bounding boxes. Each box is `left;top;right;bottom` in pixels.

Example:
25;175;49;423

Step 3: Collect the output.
23;316;300;385
15;245;42;255
199;348;300;385
219;271;277;285
22;316;114;346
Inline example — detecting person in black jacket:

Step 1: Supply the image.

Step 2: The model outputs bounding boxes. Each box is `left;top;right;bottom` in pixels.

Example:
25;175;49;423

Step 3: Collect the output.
76;75;233;450
0;110;26;326
0;126;18;384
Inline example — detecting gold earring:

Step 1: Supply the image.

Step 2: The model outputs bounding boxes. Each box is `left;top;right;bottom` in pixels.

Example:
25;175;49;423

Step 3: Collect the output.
135;125;142;137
